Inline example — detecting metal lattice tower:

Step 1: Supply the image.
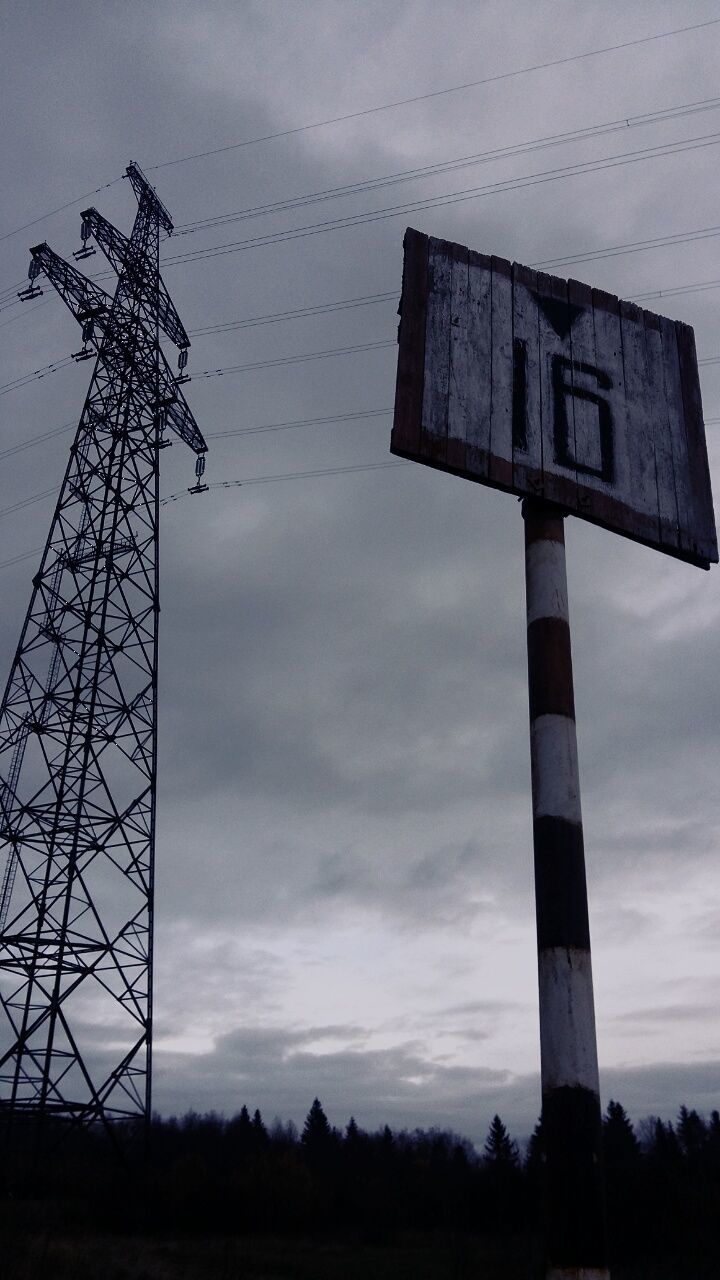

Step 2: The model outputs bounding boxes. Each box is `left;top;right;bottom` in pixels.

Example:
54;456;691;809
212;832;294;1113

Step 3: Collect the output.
0;164;206;1150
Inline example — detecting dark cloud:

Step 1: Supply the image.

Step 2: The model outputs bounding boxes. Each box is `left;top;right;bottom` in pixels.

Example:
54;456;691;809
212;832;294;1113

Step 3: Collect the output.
612;1003;720;1024
154;1017;720;1143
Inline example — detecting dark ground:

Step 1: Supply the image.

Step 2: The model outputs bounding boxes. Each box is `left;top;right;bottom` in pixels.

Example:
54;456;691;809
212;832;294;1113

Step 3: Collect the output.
3;1228;719;1280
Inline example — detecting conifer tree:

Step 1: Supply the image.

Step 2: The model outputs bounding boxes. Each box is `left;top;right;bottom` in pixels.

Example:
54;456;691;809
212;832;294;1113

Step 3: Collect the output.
525;1116;544;1179
252;1108;269;1146
706;1109;720;1175
676;1105;707;1161
649;1117;682;1167
302;1098;332;1149
603;1099;640;1164
229;1103;254;1154
483;1114;520;1168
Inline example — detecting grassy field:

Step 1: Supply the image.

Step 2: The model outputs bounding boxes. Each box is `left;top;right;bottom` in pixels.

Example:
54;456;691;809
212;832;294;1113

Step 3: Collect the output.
3;1229;719;1280
4;1231;531;1280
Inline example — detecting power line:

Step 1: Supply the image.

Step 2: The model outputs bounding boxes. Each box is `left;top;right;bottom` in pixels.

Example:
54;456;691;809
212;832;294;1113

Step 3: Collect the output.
0;176;122;246
206;407;392;440
3;258;718;354
188;275;720;341
0;485;57;520
173;95;720;238
3;407;720;568
0;280;27;304
2;90;718;310
0;460;411;570
0;17;717;271
631;279;720;302
146;17;720;172
3;215;720;345
0;421;75;461
189;292;397;336
0;414;395;522
160;460;410;503
0;408;392;464
0;355;77;399
533;225;720;270
5;288;720;402
7;378;719;522
0;545;43;571
0;297;49;330
197;339;396;380
160;132;720;269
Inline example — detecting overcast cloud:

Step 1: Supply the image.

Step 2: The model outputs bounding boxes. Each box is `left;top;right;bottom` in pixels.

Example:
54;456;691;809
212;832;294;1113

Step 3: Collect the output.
1;0;719;1146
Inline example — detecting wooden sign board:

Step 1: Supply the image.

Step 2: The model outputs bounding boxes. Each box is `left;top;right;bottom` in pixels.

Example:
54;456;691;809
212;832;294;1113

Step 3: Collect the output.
391;227;718;569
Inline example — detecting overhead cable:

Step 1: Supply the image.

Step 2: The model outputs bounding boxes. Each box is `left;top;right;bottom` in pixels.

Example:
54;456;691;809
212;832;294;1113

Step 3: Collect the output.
174;95;720;237
0;409;392;462
0;176;123;246
631;279;720;302
161;132;720;268
189;292;397;336
160;460;409;503
0;461;410;565
0;421;75;461
534;225;720;269
0;486;57;520
197;339;396;380
188;275;720;340
146;18;720;172
0;355;77;399
206;408;393;439
0;545;43;572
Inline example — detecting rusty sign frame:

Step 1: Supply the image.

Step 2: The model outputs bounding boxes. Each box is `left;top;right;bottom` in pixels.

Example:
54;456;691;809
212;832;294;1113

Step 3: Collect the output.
391;227;717;569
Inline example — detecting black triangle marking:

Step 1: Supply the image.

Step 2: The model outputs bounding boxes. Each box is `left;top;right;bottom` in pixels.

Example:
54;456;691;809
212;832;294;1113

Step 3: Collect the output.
532;292;585;341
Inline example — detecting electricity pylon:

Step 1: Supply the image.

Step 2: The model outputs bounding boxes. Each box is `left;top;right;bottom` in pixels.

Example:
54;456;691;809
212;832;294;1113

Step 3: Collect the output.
0;163;206;1152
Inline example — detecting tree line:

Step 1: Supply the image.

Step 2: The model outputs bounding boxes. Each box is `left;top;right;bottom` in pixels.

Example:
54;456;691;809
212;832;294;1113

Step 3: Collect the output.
5;1097;720;1268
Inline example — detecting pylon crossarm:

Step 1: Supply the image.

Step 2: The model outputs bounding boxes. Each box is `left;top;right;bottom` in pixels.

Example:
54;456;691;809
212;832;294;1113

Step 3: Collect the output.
125;161;173;235
28;244;205;454
29;243;110;328
81;207;190;350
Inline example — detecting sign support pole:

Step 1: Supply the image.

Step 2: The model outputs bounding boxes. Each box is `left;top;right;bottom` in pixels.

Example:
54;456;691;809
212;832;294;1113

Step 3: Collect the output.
522;498;609;1280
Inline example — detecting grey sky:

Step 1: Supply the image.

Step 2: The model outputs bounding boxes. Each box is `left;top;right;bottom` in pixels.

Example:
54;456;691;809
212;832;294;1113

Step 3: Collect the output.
1;0;719;1146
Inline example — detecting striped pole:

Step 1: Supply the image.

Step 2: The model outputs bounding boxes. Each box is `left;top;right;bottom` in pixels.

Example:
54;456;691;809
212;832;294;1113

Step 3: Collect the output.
523;498;609;1280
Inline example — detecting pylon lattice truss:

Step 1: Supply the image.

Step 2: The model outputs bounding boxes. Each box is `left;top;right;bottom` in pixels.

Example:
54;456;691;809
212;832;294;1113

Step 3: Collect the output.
0;163;206;1144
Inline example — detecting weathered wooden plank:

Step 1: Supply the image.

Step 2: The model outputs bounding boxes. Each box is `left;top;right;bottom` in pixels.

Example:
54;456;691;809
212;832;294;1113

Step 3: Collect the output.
675;321;718;564
391;227;428;460
566;278;596;515
608;298;660;545
464;246;492;481
420;236;453;465
659;315;693;557
536;271;577;509
447;240;469;473
641;309;678;551
489;255;513;488
511;261;542;496
571;282;645;537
